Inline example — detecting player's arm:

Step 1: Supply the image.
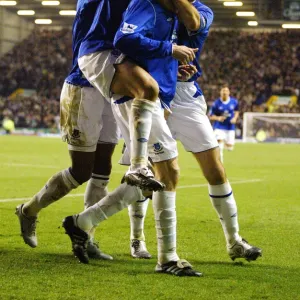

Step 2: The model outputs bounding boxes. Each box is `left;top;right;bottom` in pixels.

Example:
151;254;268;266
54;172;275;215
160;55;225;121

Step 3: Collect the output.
210;115;226;122
114;1;197;64
188;5;214;35
230;102;240;124
172;0;200;31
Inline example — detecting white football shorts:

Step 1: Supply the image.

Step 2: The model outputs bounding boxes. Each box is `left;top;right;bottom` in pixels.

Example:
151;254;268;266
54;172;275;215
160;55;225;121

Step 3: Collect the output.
78;50;124;101
112;99;178;163
60;82;120;152
167;82;219;153
214;129;236;145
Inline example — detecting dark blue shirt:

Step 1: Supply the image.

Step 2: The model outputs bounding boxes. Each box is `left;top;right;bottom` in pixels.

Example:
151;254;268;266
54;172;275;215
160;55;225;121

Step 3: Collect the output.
210;97;239;130
79;0;131;58
178;1;213;82
65;0;99;87
114;0;178;107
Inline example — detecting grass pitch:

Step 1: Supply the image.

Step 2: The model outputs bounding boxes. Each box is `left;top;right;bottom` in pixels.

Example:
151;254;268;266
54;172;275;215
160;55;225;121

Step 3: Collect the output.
0;136;300;300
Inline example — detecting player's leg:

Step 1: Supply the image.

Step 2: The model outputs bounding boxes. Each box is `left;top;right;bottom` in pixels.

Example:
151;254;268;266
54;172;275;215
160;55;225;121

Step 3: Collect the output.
84;101;120;260
120;145;152;259
16;84;103;248
168;87;261;262
63;100;202;275
128;197;151;259
84;143;115;261
224;130;235;151
214;129;225;162
79;52;164;191
62;100;146;263
146;103;201;276
194;149;262;261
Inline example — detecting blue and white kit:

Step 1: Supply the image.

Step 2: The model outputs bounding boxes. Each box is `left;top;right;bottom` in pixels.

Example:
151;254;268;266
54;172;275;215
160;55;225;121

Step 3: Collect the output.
60;0;119;152
167;0;219;153
78;0;178;162
210;96;239;145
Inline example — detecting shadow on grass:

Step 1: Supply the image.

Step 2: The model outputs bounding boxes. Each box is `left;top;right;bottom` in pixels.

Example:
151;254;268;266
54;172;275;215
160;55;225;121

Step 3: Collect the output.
0;248;156;275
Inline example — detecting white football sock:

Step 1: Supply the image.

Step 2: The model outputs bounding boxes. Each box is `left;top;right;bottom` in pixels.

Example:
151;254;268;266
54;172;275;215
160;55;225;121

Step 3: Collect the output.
130;99;156;170
84;174;109;209
153;191;179;264
209;182;241;246
23;169;79;217
76;183;143;232
84;174;110;240
128;197;149;241
219;141;224;163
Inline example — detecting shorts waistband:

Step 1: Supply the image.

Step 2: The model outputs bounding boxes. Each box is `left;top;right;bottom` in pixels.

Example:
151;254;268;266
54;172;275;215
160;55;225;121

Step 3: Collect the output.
176;81;195;88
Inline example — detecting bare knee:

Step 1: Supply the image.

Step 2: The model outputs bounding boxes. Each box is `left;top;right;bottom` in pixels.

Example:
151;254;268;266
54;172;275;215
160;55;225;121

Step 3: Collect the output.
69;150;95;184
194;148;227;185
204;163;226;185
136;77;159;101
153;158;180;191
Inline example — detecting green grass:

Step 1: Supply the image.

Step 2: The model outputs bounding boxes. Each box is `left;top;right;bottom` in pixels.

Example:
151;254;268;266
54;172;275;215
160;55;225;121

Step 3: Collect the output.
0;136;300;300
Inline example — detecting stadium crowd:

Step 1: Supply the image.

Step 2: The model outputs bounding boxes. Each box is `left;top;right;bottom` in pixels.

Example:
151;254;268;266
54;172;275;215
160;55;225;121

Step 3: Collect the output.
0;29;299;131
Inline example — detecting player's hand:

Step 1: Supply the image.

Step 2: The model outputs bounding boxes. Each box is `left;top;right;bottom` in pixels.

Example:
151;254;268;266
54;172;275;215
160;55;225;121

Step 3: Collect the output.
164;109;171;120
172;45;198;64
230;118;237;124
177;64;197;81
218;116;226;122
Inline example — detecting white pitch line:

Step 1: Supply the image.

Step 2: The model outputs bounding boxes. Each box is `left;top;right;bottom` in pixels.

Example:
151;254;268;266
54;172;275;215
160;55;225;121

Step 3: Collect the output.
177;178;263;189
1;163;58;169
0;163;126;174
0;179;262;203
0;163;249;180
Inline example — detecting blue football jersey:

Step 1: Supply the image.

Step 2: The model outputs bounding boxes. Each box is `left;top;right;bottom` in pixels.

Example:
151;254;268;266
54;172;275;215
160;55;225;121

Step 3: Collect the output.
114;0;178;107
177;1;213;86
210;97;239;130
79;0;131;58
65;0;99;87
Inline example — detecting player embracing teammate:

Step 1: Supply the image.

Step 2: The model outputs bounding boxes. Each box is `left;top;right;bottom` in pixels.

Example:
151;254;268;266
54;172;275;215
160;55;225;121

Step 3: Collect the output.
16;0;262;277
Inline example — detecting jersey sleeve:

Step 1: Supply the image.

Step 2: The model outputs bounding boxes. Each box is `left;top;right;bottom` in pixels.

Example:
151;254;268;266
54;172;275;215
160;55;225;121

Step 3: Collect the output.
114;0;173;59
188;5;214;36
234;99;239;111
209;101;217;115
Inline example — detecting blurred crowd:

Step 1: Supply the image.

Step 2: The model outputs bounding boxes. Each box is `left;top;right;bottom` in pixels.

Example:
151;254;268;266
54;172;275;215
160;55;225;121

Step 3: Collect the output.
0;29;71;99
0;96;59;129
0;29;299;131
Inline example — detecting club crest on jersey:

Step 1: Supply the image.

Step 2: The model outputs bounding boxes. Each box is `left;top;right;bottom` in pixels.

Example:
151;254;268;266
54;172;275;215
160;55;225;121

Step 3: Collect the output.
121;22;138;34
153;143;164;154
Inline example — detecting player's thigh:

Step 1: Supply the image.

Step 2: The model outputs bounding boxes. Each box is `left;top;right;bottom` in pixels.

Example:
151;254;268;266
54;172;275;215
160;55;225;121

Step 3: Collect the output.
148;100;178;164
168;109;218;153
225;130;235;149
99;99;121;145
111;100;132;154
78;50;118;101
93;143;117;176
60;83;105;152
111;59;159;101
214;129;226;143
